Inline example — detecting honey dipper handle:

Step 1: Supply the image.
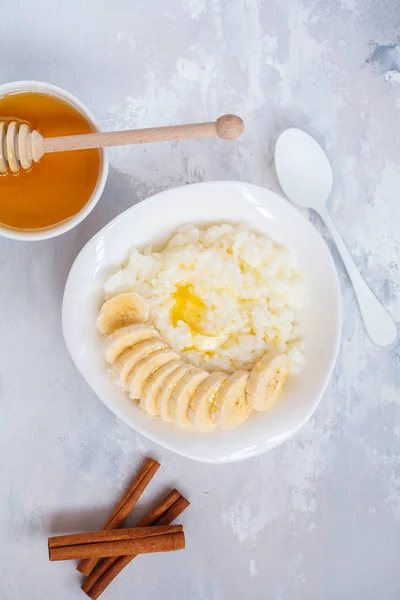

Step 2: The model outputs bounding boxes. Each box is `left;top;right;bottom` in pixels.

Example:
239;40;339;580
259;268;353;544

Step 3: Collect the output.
42;114;244;155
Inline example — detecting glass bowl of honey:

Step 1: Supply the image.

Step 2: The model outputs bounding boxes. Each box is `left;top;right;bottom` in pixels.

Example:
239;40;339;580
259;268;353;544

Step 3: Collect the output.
0;81;108;240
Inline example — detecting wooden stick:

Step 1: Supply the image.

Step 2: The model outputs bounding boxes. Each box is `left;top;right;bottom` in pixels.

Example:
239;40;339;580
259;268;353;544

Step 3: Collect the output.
42;114;244;154
48;525;184;561
82;491;190;600
77;457;159;576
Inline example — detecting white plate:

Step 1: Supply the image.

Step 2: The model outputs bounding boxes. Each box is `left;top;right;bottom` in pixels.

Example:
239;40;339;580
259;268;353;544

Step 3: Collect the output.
62;181;341;463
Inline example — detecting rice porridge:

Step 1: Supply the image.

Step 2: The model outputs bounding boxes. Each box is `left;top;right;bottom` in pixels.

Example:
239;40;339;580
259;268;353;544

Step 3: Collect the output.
104;224;305;374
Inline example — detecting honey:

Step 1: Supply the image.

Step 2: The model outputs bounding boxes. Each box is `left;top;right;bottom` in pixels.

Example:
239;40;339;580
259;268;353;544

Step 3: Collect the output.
0;91;101;230
170;284;207;333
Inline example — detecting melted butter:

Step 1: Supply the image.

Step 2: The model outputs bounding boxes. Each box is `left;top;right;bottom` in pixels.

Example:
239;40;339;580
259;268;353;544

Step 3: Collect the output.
170;284;206;334
170;285;230;355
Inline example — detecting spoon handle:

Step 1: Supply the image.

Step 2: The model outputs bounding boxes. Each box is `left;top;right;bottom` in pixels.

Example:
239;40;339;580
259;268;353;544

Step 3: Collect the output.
319;207;397;347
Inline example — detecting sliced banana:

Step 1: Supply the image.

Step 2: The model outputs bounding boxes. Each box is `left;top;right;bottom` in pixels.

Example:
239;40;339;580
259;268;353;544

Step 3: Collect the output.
113;338;167;390
188;372;228;431
99;292;292;431
169;369;209;428
246;354;290;411
140;359;183;416
104;324;160;364
157;363;194;423
212;370;252;429
129;349;180;399
97;292;149;336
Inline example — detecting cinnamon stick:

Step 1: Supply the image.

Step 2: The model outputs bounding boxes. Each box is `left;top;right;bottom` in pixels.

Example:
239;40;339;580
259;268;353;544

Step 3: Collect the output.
48;525;184;561
81;489;181;596
82;490;190;599
77;457;159;575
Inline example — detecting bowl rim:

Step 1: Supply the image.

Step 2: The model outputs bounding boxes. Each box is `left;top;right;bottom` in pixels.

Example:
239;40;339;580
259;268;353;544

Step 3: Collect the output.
0;80;109;241
62;180;342;463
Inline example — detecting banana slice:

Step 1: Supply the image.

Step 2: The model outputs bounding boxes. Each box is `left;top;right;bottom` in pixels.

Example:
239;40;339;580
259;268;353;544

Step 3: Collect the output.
104;324;160;364
169;369;209;428
157;363;194;423
188;372;228;431
97;292;149;335
140;359;183;416
212;370;252;429
246;354;290;411
113;338;168;390
129;349;180;399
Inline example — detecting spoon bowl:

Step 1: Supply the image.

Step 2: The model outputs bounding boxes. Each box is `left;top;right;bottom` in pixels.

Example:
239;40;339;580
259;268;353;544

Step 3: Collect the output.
275;128;333;210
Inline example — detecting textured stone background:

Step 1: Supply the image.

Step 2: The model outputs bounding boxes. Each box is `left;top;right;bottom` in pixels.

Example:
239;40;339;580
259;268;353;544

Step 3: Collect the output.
0;1;399;598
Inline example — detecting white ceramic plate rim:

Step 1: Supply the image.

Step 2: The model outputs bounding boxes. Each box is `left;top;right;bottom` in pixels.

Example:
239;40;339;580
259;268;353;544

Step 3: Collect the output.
62;181;342;463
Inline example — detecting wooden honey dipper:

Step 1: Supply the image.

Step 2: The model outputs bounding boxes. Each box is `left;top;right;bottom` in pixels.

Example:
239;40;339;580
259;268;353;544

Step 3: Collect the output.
0;114;243;174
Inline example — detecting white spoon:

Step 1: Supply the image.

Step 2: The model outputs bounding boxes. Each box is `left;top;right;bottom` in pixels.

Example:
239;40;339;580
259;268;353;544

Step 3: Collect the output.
275;128;397;347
